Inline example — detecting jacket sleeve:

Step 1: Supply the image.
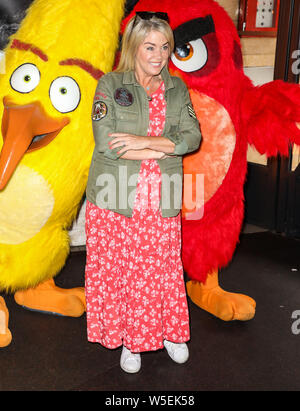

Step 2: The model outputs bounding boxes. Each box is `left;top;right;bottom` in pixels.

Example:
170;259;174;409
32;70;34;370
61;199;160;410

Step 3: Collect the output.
91;74;124;160
167;81;202;156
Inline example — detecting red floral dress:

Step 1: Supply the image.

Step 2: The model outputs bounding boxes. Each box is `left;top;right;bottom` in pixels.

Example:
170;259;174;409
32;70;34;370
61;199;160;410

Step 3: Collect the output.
85;82;190;353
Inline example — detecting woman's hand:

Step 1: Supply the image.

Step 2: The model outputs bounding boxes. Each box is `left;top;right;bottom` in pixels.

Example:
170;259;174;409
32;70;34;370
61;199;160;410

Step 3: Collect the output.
108;133;150;154
108;133;175;157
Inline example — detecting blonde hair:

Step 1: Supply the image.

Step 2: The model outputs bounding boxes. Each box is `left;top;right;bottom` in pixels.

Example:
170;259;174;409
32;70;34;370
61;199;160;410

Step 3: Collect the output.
115;15;174;73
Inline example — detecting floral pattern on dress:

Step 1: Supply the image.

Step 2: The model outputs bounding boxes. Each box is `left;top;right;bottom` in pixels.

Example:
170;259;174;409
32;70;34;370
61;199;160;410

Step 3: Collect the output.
85;82;190;353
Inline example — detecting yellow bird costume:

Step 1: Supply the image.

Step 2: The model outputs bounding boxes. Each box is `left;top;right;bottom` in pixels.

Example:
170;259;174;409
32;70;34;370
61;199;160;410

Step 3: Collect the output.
0;0;125;347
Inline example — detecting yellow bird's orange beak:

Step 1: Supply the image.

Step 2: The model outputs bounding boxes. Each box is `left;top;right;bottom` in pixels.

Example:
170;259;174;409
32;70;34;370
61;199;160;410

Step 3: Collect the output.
0;97;70;190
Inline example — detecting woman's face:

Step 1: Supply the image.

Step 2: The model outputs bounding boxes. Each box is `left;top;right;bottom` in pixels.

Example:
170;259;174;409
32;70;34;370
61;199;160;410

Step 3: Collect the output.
135;30;170;77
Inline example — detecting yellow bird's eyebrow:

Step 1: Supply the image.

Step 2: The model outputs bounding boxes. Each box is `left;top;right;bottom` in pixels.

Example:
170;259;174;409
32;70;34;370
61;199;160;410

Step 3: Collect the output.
59;58;104;80
11;39;48;61
10;40;103;81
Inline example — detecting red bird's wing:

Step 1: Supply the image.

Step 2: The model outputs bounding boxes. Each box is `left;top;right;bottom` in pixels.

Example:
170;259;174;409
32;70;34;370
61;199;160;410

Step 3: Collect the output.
242;80;300;157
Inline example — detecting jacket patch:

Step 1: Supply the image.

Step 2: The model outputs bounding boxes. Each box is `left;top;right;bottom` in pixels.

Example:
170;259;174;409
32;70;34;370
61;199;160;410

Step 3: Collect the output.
94;91;108;100
92;101;107;121
114;88;134;106
188;104;197;119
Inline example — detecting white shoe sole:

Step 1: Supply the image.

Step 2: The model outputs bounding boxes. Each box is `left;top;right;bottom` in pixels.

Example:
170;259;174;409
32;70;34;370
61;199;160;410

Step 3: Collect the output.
120;346;141;373
163;341;189;364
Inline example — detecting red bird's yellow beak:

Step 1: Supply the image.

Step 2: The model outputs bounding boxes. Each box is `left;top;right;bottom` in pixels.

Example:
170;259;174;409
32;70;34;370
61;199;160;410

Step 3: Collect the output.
0;97;70;190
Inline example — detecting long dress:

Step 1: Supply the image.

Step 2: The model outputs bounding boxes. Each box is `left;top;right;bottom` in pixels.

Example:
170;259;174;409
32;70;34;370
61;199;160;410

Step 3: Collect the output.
85;82;190;353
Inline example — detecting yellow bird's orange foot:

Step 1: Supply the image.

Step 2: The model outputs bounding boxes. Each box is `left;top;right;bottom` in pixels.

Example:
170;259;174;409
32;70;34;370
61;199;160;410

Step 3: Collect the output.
14;279;86;317
0;296;12;347
186;270;256;321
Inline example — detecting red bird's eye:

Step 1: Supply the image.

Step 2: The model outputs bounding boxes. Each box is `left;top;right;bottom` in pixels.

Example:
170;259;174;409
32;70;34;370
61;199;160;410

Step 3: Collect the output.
171;38;208;73
174;43;194;61
171;15;221;77
171;34;220;77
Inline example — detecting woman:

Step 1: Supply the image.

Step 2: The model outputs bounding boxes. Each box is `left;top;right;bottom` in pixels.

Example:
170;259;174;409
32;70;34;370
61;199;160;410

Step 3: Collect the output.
85;11;201;374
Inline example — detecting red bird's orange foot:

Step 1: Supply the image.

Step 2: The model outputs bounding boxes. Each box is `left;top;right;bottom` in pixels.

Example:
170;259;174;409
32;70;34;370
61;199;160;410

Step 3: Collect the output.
14;279;86;317
186;271;256;321
0;296;12;347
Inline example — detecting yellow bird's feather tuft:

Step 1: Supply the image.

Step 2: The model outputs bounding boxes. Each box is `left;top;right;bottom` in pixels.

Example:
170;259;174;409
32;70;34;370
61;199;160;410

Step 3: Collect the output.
11;0;124;73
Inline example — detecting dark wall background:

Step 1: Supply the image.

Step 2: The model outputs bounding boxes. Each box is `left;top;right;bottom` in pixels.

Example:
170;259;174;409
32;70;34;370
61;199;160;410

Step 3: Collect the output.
0;0;139;50
0;0;34;49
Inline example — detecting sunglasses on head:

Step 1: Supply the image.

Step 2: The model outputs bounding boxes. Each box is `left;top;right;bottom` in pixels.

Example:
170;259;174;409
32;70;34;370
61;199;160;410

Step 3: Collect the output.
134;11;169;24
128;11;170;42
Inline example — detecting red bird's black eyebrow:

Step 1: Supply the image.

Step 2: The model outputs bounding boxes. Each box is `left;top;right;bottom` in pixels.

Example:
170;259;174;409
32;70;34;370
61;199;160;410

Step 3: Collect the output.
173;15;215;47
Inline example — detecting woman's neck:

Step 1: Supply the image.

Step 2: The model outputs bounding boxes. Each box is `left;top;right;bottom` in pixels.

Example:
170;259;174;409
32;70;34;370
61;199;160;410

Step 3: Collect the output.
134;70;161;92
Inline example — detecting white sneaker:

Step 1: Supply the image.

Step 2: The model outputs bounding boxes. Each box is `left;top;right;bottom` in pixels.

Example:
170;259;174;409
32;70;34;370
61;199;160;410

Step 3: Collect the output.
120;346;141;373
163;340;189;364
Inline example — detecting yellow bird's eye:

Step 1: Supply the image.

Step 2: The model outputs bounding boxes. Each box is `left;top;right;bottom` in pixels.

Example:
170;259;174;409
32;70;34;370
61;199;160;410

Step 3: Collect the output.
49;76;81;113
10;63;41;93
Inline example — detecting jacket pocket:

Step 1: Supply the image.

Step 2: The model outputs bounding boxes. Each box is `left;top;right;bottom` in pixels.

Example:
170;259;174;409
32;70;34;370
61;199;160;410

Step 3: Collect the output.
166;114;180;128
164;113;180;143
115;110;139;134
115;109;138;121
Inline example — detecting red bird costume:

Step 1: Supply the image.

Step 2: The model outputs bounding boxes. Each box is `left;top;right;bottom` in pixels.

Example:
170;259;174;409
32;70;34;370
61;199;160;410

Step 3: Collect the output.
123;0;300;321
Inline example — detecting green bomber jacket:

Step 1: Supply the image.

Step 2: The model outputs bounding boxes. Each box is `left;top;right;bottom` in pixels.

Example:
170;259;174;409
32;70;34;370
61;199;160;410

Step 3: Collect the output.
86;65;202;217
